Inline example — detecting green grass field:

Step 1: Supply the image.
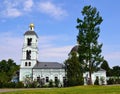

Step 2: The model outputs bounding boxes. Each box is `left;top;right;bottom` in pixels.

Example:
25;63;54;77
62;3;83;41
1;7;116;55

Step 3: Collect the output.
0;85;120;94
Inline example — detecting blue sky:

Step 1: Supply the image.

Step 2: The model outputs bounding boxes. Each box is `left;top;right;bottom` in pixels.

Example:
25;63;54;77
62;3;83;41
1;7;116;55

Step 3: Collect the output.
0;0;120;67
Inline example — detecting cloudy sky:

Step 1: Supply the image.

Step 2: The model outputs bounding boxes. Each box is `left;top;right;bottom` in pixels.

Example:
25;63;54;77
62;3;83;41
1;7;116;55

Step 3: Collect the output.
0;0;120;67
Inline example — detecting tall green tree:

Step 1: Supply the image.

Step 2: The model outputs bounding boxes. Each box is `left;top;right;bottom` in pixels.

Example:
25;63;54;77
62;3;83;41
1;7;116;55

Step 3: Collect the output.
76;5;104;84
64;52;84;86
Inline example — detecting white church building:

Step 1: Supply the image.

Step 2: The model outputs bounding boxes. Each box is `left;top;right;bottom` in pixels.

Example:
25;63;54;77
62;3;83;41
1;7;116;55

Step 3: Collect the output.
19;24;106;85
19;24;66;85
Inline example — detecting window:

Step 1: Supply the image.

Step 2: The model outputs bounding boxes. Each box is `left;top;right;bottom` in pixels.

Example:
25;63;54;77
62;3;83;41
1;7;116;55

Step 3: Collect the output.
27;38;32;46
25;62;27;66
46;77;49;82
26;50;31;60
55;77;58;82
29;62;31;66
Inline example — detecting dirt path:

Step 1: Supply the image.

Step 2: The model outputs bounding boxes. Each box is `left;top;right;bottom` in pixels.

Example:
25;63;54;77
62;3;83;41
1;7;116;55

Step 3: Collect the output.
0;88;51;93
0;88;31;93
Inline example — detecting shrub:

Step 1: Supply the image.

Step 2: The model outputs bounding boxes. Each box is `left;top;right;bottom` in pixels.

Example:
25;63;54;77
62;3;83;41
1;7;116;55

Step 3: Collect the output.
107;78;114;85
16;82;24;88
49;79;54;87
94;76;99;85
55;79;60;87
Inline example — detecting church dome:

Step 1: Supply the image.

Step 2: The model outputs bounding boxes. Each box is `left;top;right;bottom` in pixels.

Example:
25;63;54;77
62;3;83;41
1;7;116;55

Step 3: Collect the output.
24;31;38;37
69;45;79;55
24;24;38;37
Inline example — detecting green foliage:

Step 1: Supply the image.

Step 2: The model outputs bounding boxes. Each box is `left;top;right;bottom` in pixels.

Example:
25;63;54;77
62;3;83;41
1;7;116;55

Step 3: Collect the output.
15;82;24;88
0;82;24;88
23;75;38;88
0;59;19;83
94;76;99;85
55;79;60;87
111;66;120;77
107;78;115;85
107;78;120;85
100;60;111;76
65;52;84;86
49;79;54;87
76;5;104;84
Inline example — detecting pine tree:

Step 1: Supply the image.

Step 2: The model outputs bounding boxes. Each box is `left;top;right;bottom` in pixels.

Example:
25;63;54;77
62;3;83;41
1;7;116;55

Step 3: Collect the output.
76;5;104;84
64;52;84;86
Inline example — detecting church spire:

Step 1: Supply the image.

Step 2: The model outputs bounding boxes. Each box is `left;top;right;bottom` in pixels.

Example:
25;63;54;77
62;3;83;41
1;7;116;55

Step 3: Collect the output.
29;23;34;31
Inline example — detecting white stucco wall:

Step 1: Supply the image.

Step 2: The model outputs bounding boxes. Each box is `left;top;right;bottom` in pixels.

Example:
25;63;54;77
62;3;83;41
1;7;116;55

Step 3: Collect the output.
83;70;107;85
33;69;66;85
19;68;32;81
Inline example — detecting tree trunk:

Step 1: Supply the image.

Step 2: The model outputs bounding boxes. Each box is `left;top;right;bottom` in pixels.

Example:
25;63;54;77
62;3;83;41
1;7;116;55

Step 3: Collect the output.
89;70;92;85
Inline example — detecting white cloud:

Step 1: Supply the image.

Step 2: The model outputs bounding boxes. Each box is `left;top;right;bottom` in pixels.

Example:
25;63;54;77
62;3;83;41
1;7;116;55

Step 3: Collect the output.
23;0;34;11
39;45;72;63
0;32;23;64
1;0;34;18
104;52;120;60
38;35;72;62
1;0;22;18
3;8;22;17
0;0;67;19
38;1;67;19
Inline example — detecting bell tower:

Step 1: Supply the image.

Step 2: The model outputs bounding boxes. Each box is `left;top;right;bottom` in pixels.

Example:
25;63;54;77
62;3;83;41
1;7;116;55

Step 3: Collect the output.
20;23;38;81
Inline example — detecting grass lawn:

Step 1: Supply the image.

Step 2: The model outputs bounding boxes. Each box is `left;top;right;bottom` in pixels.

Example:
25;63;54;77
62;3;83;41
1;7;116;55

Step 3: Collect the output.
0;85;120;94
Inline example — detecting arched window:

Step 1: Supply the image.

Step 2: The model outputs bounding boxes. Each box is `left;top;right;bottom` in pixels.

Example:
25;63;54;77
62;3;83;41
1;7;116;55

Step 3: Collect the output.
54;77;58;82
25;62;27;66
46;77;49;82
27;38;32;46
29;62;31;66
26;50;31;60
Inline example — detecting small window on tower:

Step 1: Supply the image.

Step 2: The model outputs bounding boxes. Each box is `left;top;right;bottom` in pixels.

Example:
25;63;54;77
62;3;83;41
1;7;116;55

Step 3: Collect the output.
29;62;31;66
27;38;32;46
25;62;27;66
26;50;31;60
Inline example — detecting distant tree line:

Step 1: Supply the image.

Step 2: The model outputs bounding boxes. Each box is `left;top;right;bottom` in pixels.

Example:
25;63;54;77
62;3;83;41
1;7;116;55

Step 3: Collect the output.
101;60;120;84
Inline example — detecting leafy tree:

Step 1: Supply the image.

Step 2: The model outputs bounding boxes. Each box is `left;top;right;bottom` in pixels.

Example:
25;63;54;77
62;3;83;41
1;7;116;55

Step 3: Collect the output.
76;5;104;84
64;52;84;86
0;59;19;83
112;66;120;77
100;60;111;76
